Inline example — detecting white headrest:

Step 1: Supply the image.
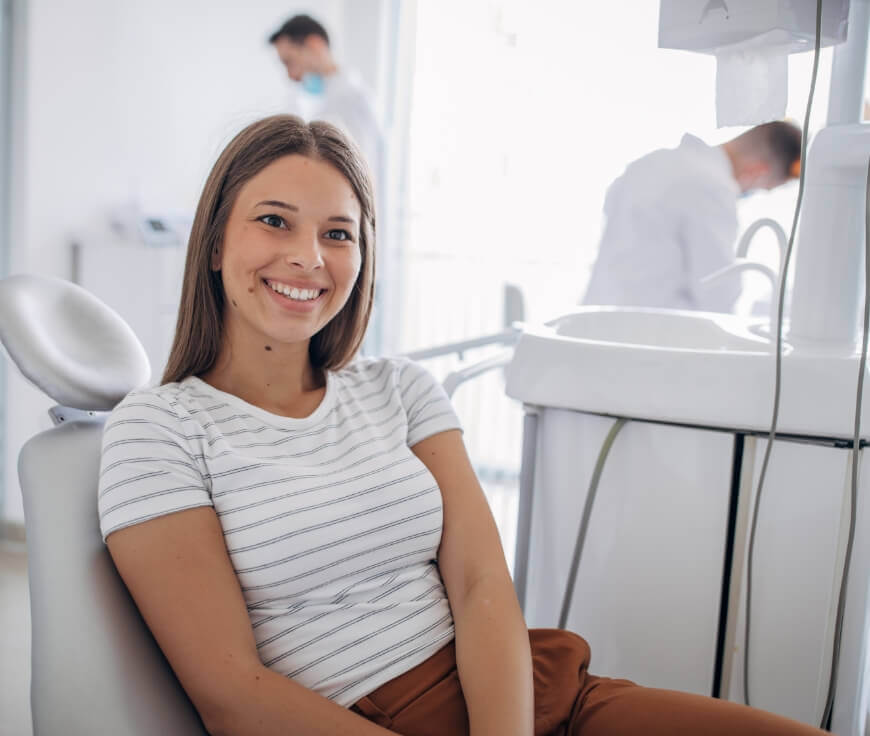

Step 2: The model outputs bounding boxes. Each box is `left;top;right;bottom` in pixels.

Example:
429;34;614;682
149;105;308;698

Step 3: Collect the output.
0;274;151;410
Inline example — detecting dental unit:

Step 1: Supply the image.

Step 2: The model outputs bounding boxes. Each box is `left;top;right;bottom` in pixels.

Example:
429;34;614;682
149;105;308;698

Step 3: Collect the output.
504;1;870;733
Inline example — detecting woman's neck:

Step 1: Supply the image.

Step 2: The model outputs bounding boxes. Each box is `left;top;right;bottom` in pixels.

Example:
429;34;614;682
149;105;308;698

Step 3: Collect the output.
200;330;326;419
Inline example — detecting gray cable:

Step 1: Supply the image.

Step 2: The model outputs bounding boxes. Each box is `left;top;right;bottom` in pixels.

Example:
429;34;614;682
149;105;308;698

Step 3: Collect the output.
744;0;822;711
559;417;628;630
818;155;870;731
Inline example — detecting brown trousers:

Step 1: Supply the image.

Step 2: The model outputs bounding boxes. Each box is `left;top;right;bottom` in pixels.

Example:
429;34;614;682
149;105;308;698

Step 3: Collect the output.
351;629;825;735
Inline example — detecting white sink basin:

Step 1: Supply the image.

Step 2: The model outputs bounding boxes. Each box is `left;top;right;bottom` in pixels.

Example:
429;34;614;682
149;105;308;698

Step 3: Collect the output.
505;306;866;438
550;308;776;353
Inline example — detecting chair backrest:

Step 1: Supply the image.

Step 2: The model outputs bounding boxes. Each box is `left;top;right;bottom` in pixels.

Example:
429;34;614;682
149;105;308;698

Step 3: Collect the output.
0;274;207;735
20;420;206;735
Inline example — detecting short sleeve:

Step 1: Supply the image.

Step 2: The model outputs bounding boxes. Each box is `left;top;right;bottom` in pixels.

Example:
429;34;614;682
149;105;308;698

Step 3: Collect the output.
397;359;462;447
98;389;212;541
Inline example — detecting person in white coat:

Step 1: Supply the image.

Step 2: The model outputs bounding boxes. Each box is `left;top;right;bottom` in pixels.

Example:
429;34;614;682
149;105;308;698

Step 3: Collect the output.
582;122;801;312
269;15;383;185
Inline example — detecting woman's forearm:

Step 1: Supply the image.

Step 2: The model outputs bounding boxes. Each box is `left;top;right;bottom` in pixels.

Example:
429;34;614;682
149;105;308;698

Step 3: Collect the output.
205;663;400;736
452;572;534;736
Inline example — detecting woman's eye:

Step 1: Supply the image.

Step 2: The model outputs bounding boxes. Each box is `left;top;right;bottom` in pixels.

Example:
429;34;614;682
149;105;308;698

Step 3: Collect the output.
325;229;353;242
259;214;286;229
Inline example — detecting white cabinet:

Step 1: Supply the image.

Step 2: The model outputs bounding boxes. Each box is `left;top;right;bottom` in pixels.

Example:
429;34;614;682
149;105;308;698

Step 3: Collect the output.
722;439;870;735
523;409;735;696
73;242;186;384
519;414;870;733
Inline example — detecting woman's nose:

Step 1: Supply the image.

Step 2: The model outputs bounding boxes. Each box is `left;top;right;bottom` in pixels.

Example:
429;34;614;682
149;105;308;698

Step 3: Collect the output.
285;231;324;271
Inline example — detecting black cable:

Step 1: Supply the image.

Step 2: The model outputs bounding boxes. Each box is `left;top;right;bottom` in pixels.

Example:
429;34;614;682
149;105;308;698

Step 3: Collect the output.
743;0;822;712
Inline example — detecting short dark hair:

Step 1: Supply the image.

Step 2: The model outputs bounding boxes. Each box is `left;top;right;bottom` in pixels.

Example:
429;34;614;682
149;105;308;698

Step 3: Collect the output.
268;14;330;46
744;121;802;180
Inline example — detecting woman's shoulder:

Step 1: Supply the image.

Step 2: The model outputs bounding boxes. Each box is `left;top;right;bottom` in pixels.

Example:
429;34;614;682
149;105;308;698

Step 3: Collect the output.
335;356;436;391
334;357;460;444
107;379;200;427
334;357;451;418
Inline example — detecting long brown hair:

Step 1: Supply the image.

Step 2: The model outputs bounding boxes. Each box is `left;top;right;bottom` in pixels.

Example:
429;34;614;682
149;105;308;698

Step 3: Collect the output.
162;115;376;384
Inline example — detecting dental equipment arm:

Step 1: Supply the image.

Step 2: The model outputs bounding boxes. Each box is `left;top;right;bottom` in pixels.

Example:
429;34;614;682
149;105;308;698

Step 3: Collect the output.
790;124;870;345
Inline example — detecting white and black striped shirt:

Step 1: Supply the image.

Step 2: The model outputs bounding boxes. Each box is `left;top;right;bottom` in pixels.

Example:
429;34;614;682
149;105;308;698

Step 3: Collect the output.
98;357;461;707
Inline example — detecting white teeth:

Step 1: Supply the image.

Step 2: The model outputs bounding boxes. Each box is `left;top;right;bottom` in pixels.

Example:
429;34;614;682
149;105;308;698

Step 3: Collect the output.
267;280;321;301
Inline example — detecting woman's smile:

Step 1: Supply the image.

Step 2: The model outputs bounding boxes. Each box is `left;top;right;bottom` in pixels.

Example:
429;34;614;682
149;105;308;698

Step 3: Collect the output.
262;277;328;313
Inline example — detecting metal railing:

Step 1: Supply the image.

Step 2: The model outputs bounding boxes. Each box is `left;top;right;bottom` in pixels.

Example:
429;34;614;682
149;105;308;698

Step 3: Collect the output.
401;325;520;397
400;322;523;569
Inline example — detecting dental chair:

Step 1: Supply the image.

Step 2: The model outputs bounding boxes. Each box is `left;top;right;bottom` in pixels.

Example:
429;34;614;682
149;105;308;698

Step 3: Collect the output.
0;274;207;735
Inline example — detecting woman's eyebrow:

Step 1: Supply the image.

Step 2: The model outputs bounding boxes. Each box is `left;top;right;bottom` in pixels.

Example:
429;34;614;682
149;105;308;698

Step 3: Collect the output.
255;200;298;211
328;215;358;225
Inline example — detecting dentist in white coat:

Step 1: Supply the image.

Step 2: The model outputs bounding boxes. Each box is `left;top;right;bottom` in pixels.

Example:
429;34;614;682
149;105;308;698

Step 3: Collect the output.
269;14;383;187
582;122;801;313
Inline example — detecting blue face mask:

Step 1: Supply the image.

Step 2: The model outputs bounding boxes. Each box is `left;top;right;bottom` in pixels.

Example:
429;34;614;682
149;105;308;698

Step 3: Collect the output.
301;73;325;95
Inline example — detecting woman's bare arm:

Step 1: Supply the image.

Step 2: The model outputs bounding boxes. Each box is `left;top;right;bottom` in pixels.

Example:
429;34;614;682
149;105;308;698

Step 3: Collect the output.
412;430;534;736
107;506;399;736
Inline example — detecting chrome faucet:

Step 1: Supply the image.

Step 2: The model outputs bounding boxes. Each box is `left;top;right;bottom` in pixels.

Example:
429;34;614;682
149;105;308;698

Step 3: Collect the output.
702;218;787;328
736;218;787;265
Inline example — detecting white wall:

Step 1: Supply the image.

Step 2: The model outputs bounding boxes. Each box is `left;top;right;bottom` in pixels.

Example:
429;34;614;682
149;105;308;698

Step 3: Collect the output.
2;0;394;523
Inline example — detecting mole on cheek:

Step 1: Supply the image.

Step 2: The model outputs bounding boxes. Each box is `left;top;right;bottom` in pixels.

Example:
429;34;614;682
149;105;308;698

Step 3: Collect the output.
231;300;238;307
264;345;272;351
248;287;254;293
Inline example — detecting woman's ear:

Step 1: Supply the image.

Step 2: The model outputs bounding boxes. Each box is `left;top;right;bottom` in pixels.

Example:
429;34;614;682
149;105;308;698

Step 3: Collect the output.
211;245;222;271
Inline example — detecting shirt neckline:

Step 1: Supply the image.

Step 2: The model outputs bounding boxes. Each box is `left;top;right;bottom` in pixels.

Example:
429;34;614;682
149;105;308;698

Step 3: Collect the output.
183;373;336;429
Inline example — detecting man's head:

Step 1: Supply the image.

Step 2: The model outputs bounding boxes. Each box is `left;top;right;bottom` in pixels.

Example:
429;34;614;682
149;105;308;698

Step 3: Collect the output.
722;121;802;194
269;15;335;82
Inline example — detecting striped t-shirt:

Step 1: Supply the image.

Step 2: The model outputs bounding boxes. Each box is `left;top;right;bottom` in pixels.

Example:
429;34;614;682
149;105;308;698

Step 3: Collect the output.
98;356;461;707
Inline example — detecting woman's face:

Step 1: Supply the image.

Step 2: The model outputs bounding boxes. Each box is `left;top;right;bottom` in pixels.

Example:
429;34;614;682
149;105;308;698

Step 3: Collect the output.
215;154;362;351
